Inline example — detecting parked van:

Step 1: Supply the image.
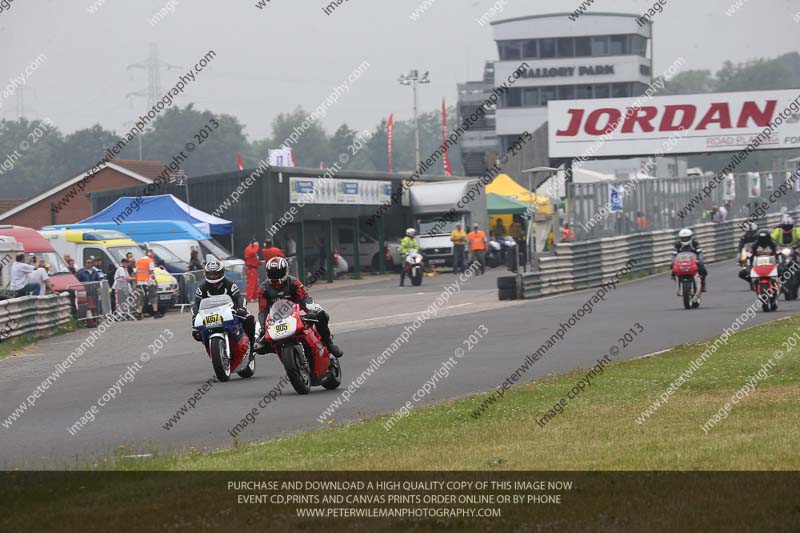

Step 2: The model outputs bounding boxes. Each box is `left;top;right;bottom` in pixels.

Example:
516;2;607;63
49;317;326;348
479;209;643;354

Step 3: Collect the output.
44;220;245;289
39;229;178;308
0;225;86;310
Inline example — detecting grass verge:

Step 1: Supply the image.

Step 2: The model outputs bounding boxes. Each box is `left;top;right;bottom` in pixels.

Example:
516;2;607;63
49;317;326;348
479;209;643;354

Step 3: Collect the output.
0;322;77;359
110;314;800;471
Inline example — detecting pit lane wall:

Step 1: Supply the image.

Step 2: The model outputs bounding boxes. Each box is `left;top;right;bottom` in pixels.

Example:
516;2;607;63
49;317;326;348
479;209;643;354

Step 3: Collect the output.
0;294;73;342
508;211;795;300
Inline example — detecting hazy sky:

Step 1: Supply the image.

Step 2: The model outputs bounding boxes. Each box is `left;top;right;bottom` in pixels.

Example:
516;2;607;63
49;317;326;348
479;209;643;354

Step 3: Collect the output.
0;0;796;142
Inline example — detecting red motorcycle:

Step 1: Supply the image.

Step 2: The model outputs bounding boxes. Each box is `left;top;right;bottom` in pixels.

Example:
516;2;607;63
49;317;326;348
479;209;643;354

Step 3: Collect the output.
262;299;342;394
672;251;702;309
750;254;779;312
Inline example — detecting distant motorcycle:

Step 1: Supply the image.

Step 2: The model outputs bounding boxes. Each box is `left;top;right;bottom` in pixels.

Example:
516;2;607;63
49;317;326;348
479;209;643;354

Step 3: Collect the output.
192;294;255;381
751;254;779;312
262;299;342;395
404;251;424;286
778;247;799;301
487;236;516;268
672;251;702;310
738;242;755;289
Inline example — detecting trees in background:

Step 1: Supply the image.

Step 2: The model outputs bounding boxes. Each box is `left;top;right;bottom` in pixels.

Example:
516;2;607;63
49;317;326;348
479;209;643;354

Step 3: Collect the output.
1;51;797;197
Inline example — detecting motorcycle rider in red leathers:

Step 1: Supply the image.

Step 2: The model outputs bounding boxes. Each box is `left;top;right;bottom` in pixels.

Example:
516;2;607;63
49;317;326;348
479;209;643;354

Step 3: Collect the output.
253;257;343;358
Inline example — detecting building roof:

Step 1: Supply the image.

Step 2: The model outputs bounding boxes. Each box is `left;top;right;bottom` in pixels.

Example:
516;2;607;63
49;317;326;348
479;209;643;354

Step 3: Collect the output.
491;12;646;26
112;159;176;181
0;198;26;215
0;162;155;222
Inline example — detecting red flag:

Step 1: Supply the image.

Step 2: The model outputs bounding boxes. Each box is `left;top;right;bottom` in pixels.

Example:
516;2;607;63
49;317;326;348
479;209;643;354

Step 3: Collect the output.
387;113;394;173
442;98;452;176
236;153;244;171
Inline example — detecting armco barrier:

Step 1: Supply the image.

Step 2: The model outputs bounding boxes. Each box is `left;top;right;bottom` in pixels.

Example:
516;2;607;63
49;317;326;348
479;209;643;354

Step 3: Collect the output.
0;294;73;341
516;211;795;300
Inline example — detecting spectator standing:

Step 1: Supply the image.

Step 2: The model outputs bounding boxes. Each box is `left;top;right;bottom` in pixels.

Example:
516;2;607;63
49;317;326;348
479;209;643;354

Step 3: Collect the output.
491;218;506;239
450;223;467;273
262;239;285;263
244;239;261;302
10;253;40;297
113;258;135;316
286;236;297;258
467;224;486;275
92;256;107;281
188;248;203;271
561;223;576;242
76;259;100;282
66;258;77;276
136;249;162;319
635;211;650;231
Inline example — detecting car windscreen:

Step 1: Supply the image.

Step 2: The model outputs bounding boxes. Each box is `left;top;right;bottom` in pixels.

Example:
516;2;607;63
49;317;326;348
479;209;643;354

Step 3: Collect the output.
32;252;70;275
108;246;144;264
200;239;232;260
148;243;184;263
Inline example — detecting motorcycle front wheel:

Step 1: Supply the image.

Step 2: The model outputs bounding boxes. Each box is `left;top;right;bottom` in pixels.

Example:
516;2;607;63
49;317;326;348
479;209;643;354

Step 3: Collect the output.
281;343;311;395
681;279;692;310
758;285;771;312
210;336;231;382
411;269;423;286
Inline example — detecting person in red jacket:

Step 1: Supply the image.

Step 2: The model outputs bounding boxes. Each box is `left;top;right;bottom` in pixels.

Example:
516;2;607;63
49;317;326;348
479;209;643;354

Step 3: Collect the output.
262;239;285;263
244;239;261;302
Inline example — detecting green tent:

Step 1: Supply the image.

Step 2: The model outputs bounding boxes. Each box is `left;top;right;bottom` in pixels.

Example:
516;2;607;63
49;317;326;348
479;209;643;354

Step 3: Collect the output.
487;192;530;215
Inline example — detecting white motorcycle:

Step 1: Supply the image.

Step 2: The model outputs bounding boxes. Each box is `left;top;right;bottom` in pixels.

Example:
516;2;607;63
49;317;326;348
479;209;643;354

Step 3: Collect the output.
192;295;255;381
404;251;424;286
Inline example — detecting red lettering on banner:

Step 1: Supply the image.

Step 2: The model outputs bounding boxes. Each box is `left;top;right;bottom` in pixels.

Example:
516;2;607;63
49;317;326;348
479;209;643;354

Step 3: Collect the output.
736;100;776;128
696;103;733;130
621;106;658;133
585;109;622;135
556;109;584;136
659;105;696;131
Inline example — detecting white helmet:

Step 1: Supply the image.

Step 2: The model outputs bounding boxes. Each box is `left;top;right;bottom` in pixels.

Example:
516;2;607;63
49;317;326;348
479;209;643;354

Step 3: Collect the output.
204;260;225;284
678;228;693;244
406;228;416;237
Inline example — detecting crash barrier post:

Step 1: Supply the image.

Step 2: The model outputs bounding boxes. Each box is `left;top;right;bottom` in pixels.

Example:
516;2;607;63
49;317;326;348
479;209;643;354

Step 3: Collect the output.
0;293;73;341
172;270;204;312
512;210;796;300
69;280;112;323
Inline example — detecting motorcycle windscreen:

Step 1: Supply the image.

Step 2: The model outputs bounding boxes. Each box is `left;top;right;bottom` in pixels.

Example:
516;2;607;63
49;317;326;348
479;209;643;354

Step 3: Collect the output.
199;294;234;310
674;252;696;263
269;299;295;321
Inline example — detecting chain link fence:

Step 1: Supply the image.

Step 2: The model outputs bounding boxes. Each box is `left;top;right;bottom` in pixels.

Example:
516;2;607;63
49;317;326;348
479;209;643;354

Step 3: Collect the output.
568;169;800;241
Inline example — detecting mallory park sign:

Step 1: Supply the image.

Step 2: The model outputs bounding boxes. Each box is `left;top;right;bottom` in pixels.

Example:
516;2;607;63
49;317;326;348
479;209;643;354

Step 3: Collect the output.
519;65;615;79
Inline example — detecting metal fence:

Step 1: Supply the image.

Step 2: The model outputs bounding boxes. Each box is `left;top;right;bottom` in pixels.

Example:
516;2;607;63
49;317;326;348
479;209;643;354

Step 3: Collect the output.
514;209;797;300
569;169;800;241
172;270;204;312
69;281;111;322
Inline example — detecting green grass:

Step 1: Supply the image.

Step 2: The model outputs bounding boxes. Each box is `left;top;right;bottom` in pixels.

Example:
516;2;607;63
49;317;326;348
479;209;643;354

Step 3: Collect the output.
0;321;76;359
106;314;800;471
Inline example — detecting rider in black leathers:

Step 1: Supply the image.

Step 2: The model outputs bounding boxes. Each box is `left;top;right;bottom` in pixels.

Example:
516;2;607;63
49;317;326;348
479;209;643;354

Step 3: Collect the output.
191;261;256;349
672;228;708;292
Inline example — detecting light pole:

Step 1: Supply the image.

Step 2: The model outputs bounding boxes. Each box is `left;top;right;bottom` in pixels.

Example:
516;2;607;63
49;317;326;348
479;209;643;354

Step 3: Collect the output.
123;121;144;160
398;69;430;171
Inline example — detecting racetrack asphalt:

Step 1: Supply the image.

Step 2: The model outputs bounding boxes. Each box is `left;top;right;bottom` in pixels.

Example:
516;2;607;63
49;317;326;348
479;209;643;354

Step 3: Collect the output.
0;260;793;468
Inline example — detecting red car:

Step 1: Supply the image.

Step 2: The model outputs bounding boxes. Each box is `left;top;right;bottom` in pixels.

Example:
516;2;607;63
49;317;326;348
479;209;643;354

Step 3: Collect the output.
0;225;86;312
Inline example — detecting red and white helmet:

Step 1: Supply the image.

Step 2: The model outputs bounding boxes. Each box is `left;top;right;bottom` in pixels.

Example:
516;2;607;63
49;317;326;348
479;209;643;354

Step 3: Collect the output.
266;257;289;288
